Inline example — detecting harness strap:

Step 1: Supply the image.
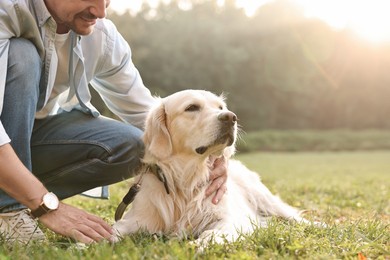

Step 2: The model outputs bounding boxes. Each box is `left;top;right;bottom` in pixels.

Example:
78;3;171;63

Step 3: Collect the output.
114;183;140;221
150;164;170;195
114;164;170;221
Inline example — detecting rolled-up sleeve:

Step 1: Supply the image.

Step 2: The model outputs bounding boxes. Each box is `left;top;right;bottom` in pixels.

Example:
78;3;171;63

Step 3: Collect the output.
0;2;12;146
0;40;10;97
0;122;11;146
0;41;10;145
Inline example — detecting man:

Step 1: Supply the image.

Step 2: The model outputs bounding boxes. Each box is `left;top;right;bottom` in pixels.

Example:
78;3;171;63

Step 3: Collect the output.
0;0;227;245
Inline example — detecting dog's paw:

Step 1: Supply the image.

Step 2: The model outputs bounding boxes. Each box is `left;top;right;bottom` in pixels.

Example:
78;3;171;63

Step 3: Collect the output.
293;215;327;228
110;234;121;243
312;221;328;228
191;237;215;253
109;228;124;243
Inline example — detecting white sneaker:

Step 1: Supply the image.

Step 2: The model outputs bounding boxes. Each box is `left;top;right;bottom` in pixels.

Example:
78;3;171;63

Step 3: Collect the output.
0;209;46;245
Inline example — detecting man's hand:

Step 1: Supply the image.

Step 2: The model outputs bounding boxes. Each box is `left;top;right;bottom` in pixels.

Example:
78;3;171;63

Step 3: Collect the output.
206;156;228;204
39;202;113;244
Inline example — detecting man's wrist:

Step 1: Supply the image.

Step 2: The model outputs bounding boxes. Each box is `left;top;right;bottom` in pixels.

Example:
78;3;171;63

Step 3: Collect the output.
30;192;60;218
25;187;49;209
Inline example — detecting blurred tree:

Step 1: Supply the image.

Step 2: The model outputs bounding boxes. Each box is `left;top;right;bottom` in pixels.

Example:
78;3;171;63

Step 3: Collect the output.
104;0;390;131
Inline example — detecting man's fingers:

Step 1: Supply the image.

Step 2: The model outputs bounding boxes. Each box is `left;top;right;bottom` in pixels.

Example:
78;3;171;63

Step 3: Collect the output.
205;175;225;196
84;221;113;242
209;157;226;179
39;202;114;243
211;184;227;205
206;156;228;203
70;229;95;244
86;214;114;235
71;221;111;243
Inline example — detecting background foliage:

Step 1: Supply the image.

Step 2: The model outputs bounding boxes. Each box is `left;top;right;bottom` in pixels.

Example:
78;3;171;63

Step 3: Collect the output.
98;0;390;132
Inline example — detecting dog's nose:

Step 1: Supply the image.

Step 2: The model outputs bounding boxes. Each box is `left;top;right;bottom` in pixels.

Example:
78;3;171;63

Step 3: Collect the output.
218;111;237;124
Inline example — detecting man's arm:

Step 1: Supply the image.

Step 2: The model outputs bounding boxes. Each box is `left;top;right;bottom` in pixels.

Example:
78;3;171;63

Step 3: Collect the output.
0;144;113;243
87;19;157;130
0;144;47;208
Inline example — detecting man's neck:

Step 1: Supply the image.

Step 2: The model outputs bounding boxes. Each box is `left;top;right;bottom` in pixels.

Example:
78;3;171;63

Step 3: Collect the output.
56;23;70;34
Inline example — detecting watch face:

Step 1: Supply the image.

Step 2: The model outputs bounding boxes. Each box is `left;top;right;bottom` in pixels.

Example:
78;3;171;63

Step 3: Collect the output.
43;192;59;210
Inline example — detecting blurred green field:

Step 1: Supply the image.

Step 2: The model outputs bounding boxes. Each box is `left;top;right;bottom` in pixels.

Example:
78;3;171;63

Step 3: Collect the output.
237;151;390;219
1;151;389;259
237;130;390;152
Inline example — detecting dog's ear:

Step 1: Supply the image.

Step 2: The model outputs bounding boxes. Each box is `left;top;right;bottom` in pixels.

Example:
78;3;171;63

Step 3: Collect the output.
143;102;173;159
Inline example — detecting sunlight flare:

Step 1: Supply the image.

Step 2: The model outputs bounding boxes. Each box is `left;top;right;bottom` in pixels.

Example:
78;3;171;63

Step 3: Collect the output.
296;0;390;43
109;0;390;43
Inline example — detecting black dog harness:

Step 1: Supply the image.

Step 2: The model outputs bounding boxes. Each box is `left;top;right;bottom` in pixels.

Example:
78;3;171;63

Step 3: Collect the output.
114;164;170;221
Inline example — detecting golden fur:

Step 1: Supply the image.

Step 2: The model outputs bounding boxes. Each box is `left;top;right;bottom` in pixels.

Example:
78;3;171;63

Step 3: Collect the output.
113;90;312;244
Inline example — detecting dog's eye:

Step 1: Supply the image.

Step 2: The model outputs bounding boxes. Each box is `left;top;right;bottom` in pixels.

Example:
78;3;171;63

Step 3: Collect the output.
219;105;223;110
185;104;200;112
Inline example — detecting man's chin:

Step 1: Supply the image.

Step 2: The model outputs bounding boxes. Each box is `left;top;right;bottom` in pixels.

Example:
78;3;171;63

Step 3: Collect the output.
73;26;95;36
70;19;96;35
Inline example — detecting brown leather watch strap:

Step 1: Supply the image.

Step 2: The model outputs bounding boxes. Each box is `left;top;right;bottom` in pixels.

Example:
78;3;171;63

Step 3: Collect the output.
30;205;49;218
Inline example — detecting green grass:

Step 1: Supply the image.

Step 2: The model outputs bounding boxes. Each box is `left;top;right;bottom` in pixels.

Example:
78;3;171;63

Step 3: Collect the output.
1;151;389;259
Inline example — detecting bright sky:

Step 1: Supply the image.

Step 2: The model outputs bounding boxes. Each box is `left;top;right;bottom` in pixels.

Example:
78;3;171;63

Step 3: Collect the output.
108;0;390;43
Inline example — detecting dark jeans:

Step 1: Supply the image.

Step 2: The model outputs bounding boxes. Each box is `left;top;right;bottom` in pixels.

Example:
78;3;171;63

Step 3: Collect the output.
0;38;144;212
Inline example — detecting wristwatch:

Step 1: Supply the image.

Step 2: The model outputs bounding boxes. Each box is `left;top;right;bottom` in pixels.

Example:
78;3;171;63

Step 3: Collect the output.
30;192;59;218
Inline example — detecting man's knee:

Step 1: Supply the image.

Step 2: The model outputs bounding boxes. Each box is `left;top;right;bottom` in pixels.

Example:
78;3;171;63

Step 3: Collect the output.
110;125;145;164
116;128;144;161
8;38;41;86
107;125;145;180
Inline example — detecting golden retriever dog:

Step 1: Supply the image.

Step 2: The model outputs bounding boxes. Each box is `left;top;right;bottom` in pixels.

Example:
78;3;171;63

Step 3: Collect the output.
113;89;313;245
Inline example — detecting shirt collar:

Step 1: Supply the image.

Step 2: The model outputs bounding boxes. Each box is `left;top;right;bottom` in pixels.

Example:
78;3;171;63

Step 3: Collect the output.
32;0;52;27
32;0;82;41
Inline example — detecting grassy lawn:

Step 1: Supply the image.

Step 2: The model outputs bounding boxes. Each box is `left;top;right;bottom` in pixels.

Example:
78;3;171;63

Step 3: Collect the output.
1;151;389;259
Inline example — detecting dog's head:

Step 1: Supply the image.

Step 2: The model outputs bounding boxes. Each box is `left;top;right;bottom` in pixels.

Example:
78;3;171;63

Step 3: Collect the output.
143;90;237;161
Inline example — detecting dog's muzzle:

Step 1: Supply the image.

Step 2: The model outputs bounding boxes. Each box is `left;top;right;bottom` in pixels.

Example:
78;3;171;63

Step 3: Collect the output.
196;111;237;155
